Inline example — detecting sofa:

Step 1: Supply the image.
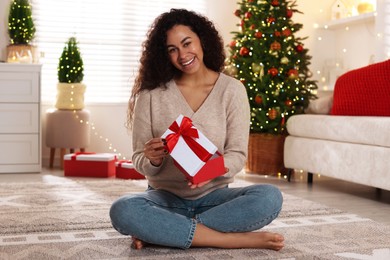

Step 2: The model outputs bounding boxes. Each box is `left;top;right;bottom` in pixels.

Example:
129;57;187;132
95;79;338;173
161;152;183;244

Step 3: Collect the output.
283;59;390;191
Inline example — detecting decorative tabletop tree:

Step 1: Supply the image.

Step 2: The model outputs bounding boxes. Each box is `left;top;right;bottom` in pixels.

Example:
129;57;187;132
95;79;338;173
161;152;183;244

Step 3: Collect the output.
225;0;317;174
7;0;36;63
55;37;86;110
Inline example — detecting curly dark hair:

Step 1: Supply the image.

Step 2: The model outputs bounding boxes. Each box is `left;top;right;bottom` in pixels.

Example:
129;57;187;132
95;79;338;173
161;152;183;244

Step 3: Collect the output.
127;8;225;128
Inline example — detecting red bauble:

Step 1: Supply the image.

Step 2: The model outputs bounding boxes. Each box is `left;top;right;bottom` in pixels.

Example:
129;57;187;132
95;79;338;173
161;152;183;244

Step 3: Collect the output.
255;95;263;104
271;0;280;6
245;12;252;19
229;40;236;48
268;108;278;120
296;44;304;52
281;116;285;126
234;9;241;17
288;69;299;79
254;31;263;38
285;100;292;106
268;67;278;77
239;47;250;56
240;19;245;29
270;41;281;51
267;17;276;24
286;9;293;18
282;28;292;37
249;24;256;30
274;31;281;37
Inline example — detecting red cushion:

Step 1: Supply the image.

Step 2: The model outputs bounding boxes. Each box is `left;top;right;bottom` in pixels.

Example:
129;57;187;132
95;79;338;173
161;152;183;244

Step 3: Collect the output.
331;59;390;116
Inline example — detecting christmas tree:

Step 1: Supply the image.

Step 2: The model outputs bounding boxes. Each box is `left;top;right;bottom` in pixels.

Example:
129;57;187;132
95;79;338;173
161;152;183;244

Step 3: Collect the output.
58;37;84;83
8;0;36;45
225;0;317;134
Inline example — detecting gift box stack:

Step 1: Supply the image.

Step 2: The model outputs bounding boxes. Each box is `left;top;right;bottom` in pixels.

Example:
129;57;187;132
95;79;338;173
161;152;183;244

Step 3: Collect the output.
63;152;144;179
161;114;225;184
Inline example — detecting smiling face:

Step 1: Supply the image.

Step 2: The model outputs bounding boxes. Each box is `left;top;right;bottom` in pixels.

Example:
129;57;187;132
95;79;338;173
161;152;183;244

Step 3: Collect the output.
166;25;205;75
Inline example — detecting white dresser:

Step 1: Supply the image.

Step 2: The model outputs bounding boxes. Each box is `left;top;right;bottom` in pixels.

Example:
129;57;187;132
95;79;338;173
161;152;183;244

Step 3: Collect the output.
0;63;42;173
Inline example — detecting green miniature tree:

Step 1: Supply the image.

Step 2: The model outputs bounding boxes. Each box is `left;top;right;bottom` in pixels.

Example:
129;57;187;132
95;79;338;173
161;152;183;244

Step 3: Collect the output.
8;0;36;45
58;37;84;83
225;0;317;134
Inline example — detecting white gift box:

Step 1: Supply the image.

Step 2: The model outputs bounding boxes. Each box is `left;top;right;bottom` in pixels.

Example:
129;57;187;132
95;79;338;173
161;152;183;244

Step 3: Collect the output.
161;114;225;183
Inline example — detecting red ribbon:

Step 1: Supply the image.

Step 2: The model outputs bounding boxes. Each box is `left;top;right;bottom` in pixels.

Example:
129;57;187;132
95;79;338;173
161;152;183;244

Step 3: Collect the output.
117;160;132;167
166;116;213;162
71;152;96;160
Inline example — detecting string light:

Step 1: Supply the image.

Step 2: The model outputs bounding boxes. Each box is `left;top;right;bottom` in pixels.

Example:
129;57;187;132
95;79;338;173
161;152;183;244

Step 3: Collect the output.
66;87;127;161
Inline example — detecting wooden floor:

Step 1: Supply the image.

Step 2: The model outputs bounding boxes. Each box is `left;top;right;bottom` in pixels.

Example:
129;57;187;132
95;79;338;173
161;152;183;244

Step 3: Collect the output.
1;168;389;226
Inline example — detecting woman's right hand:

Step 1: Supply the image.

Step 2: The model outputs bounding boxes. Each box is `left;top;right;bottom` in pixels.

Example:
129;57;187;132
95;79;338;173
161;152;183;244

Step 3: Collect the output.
144;138;168;167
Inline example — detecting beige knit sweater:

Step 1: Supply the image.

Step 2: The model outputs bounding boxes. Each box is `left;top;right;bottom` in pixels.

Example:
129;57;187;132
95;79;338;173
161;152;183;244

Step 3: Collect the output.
132;73;250;199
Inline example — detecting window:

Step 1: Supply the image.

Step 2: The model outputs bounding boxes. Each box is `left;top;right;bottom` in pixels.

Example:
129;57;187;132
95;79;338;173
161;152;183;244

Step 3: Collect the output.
31;0;206;103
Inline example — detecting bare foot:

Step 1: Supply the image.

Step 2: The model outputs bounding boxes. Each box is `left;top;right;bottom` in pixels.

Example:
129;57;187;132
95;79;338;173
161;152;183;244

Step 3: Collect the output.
256;231;285;251
131;237;147;250
192;224;284;250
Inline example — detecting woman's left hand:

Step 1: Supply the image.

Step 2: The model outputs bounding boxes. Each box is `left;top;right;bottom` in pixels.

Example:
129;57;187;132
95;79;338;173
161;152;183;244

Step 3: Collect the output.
188;180;211;189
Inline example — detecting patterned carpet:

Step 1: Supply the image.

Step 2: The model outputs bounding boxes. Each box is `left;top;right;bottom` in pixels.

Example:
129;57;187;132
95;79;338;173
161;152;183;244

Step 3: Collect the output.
0;177;389;260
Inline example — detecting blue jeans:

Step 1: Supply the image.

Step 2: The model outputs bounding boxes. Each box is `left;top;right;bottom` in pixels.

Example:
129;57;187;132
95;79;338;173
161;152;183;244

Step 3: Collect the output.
109;184;283;249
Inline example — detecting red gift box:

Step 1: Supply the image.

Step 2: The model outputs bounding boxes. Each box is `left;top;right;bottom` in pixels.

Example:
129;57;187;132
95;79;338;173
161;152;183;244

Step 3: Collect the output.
64;152;117;178
161;114;225;184
115;160;145;179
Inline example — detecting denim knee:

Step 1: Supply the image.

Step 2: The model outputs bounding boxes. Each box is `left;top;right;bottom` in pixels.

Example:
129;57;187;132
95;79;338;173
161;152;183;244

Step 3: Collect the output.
109;195;136;235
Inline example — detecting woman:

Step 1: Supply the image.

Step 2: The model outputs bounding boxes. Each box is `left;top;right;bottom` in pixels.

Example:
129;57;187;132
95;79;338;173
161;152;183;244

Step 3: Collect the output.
110;8;284;250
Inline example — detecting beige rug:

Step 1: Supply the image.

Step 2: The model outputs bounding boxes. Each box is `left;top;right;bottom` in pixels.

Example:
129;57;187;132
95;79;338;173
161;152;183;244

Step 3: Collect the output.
0;176;389;260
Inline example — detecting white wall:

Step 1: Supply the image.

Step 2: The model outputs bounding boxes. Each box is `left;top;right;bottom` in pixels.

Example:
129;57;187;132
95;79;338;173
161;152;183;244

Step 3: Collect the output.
1;0;385;167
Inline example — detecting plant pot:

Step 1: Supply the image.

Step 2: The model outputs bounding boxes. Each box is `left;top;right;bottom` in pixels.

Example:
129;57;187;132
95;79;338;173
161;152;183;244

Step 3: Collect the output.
6;44;38;63
245;133;287;175
55;83;86;110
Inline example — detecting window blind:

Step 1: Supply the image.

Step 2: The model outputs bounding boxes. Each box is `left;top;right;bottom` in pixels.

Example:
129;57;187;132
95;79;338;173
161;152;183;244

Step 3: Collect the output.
31;0;207;103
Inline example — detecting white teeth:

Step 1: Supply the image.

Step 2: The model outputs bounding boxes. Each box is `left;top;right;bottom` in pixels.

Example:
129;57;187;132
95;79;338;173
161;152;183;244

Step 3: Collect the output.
182;57;195;66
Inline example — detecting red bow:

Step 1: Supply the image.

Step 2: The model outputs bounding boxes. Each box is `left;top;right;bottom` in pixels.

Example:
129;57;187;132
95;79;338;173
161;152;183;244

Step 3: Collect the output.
166;117;212;162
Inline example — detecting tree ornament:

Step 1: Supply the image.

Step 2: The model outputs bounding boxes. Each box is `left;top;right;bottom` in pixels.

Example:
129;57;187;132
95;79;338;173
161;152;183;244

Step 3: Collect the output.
285;99;292;106
282;28;292;37
234;9;241;17
245;12;252;19
270;41;281;51
274;31;282;37
268;108;278;119
296;44;304;52
254;31;263;38
255;95;263;104
267;17;276;24
229;40;237;48
280;57;289;64
271;0;280;7
250;24;256;30
239;46;250;56
287;68;298;79
224;64;238;76
268;67;278;77
286;9;293;18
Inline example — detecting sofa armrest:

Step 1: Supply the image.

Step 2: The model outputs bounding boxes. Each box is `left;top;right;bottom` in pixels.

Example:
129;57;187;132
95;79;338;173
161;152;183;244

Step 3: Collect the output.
305;91;333;114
